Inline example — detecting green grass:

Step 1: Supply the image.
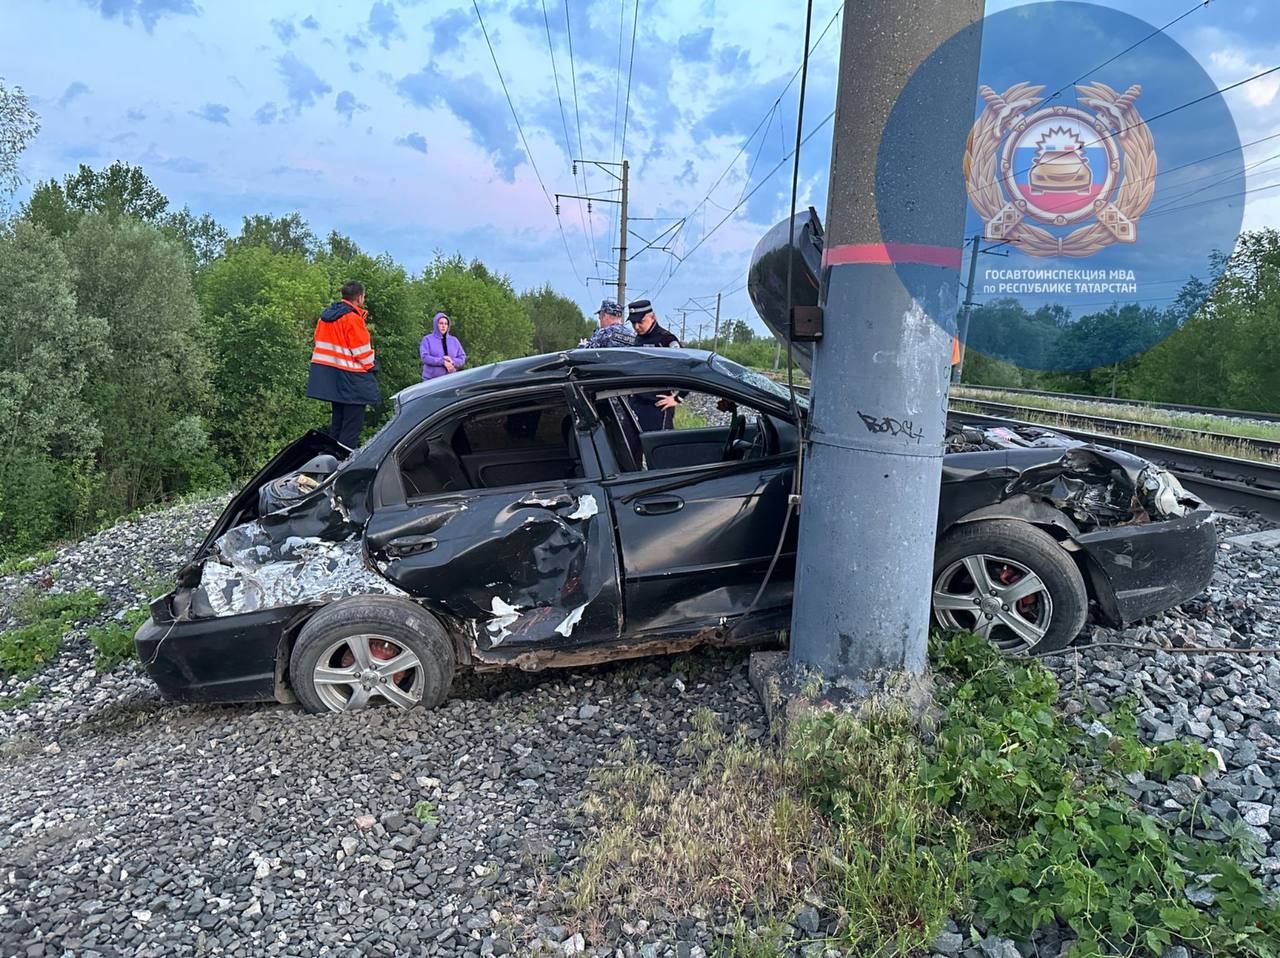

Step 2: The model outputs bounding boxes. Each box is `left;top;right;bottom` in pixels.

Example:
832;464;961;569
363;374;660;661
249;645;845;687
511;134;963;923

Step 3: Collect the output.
0;589;105;678
567;634;1280;958
0;683;41;711
674;405;710;430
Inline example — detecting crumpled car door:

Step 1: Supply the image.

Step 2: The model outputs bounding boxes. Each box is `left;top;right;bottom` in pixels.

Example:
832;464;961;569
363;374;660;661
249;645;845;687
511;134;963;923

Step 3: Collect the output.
364;481;622;657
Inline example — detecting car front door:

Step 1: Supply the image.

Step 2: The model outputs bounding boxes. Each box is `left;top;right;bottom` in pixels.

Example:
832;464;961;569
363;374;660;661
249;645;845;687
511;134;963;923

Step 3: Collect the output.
588;386;796;640
364;386;622;662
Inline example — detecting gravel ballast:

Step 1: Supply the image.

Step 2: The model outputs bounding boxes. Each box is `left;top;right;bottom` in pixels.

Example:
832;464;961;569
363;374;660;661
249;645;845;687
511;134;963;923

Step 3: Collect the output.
2;492;1279;957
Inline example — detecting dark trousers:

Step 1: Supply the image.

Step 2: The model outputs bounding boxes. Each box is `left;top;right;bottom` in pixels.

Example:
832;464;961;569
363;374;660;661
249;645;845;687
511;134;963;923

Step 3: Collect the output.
328;403;366;450
631;397;674;432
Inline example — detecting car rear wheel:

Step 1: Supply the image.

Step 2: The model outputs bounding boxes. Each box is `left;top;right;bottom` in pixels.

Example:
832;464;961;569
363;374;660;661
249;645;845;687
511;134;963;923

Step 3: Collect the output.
289;596;455;713
932;519;1087;655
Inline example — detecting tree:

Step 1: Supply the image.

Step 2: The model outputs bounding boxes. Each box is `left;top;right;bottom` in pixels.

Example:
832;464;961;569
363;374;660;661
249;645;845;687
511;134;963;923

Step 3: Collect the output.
199;245;332;471
722;318;754;345
233;212;317;257
25;162;169;236
0;78;39;205
0;222;106;550
164;206;229;270
64;216;214;509
414;255;534;368
521;284;594;353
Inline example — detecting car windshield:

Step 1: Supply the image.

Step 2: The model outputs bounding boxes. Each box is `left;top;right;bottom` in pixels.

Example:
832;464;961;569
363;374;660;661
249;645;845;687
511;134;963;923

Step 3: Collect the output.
710;355;810;410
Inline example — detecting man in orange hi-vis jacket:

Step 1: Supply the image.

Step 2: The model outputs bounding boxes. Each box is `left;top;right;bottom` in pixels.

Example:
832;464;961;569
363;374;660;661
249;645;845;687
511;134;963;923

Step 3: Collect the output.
306;280;380;451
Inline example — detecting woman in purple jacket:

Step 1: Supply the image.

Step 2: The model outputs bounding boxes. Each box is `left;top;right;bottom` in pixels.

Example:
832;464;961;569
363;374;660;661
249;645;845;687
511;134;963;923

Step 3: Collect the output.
420;312;467;381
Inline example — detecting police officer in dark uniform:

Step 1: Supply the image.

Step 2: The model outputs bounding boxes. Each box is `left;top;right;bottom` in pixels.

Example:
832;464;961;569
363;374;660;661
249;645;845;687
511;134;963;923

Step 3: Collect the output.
626;299;682;431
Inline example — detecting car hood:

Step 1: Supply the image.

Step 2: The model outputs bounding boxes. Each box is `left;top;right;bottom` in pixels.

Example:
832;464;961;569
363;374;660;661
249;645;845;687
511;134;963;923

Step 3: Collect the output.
184;431;349;575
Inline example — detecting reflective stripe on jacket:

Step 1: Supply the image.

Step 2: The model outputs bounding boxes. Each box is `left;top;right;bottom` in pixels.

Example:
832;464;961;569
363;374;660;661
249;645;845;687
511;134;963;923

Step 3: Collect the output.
306;300;381;406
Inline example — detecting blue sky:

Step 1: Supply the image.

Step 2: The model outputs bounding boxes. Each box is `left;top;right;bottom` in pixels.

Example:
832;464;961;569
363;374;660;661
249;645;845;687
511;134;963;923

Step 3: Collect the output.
6;0;1279;334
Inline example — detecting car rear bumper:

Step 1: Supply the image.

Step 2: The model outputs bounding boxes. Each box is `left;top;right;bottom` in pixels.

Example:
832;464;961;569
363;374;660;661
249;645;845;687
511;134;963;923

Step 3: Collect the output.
134;596;308;704
1075;506;1217;627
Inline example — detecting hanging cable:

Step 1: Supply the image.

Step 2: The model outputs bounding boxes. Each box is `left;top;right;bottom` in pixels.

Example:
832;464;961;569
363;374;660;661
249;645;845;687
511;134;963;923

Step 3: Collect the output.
730;0;816;637
473;0;585;285
563;0;602;270
542;0;596;274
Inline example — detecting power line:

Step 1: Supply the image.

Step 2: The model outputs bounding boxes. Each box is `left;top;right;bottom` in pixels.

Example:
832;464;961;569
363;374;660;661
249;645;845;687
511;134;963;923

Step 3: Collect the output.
619;0;640;166
651;108;837;300
1141;178;1280;219
541;0;594;273
1147;147;1280;213
1043;0;1213;104
472;0;584;285
563;0;601;270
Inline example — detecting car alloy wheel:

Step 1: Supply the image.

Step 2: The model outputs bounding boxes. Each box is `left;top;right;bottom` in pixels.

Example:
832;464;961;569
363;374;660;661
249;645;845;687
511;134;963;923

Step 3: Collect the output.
311;633;424;712
932;553;1054;654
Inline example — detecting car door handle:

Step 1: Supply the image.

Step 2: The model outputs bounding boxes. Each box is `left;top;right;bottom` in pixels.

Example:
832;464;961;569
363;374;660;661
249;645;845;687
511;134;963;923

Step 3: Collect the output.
386;534;437;557
634;496;684;516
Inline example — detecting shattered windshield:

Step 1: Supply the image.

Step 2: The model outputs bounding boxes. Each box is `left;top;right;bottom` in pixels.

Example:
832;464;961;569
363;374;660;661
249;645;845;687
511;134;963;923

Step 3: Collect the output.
710;355;809;410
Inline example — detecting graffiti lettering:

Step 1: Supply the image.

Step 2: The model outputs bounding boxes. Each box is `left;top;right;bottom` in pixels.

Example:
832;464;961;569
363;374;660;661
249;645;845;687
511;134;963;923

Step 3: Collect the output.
857;411;923;442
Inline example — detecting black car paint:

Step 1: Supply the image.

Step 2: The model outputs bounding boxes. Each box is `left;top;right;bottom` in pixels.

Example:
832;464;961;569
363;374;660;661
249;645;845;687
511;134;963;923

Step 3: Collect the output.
136;348;1216;705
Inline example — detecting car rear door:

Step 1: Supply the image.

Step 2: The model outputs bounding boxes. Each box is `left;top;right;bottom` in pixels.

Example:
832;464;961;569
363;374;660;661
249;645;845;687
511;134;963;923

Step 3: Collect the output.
364;386;622;659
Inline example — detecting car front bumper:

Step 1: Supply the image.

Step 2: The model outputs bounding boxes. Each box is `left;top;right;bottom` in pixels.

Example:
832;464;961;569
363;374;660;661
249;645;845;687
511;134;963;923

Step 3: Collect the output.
134;596;308;704
1075;506;1217;627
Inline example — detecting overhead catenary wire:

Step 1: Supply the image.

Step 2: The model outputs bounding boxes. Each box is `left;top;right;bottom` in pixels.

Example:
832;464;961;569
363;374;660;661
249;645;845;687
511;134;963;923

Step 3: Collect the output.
562;0;602;271
731;0;817;636
1043;0;1213;104
542;0;595;273
641;3;844;298
472;0;585;286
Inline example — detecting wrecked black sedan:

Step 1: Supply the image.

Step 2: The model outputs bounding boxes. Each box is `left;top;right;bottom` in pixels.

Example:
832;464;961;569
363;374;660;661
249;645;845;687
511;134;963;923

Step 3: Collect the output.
135;348;1215;712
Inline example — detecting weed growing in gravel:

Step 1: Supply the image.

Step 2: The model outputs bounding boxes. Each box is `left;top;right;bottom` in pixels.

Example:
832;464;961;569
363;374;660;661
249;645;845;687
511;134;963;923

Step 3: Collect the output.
0;549;56;577
88;605;151;672
0;683;41;710
570;635;1280;958
0;589;104;677
413;801;440;825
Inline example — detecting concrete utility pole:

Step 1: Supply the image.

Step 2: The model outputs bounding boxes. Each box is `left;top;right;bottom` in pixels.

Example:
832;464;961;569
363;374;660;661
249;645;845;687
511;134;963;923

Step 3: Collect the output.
711;292;722;353
680;310;687;341
618;159;629;307
557;157;630;304
952;235;981;384
787;0;985;694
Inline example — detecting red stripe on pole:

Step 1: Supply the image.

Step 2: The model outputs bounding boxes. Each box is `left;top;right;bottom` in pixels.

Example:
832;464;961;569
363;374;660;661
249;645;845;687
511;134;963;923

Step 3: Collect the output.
822;242;963;270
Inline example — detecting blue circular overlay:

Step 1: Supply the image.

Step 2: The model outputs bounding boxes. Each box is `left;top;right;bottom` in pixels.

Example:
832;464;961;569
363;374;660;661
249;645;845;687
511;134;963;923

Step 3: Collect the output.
874;1;1243;372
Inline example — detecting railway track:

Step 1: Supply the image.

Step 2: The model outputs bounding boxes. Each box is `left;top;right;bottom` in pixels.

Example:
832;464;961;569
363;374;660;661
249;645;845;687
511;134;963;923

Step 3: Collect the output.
958;384;1280;425
951;397;1280;462
765;381;1280;519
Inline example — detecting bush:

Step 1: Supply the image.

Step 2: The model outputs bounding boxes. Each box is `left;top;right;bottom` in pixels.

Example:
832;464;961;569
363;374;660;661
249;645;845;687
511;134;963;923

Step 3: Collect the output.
88;604;151;672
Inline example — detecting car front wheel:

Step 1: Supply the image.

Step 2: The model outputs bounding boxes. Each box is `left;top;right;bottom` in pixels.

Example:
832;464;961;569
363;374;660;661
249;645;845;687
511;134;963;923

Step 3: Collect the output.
932;519;1087;655
289;596;455;713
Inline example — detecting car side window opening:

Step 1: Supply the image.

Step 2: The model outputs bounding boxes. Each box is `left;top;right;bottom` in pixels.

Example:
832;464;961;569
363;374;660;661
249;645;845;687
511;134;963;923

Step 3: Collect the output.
592;386;789;474
398;394;585;498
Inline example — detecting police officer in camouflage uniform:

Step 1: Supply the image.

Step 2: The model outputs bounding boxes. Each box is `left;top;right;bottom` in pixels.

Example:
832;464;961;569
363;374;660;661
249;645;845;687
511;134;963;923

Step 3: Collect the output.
582;299;636;348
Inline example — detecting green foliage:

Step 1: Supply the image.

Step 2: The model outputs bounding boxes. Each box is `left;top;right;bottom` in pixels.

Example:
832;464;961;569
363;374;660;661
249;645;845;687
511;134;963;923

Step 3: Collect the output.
960;349;1025;388
232;212;318;257
928;632;1280;958
0;77;40;202
88;604;151;672
413;801;440;825
26;162;169;236
65;215;218;511
198;244;330;471
0;221;106;553
163;206;229;270
0;549;56;576
521;284;594;352
0;589;104;677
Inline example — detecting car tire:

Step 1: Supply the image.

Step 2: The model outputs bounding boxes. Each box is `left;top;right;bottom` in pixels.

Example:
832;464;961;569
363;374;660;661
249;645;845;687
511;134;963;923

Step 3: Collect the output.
289;596;455;714
932;519;1087;655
